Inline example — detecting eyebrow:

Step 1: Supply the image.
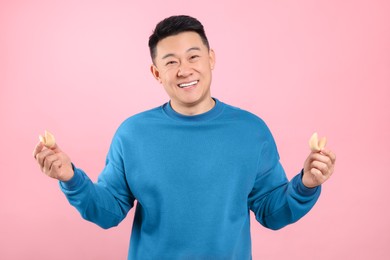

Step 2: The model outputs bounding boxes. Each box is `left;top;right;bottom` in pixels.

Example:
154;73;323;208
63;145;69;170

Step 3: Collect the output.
161;47;201;60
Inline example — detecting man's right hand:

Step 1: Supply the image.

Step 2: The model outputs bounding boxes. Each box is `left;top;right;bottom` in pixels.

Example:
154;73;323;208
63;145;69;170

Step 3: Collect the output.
33;141;74;182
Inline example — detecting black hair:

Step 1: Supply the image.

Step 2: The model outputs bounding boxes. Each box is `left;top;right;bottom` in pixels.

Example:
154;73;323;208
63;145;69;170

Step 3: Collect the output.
148;15;210;63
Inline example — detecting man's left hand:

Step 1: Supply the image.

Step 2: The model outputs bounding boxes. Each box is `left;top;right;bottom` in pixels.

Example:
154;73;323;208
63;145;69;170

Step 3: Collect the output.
302;148;336;188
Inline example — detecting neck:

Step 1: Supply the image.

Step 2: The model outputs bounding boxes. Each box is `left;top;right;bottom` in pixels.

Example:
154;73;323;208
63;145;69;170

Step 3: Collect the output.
170;97;215;116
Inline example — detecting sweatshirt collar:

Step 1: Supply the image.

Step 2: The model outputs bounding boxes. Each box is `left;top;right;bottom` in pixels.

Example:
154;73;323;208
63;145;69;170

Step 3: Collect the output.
163;98;224;122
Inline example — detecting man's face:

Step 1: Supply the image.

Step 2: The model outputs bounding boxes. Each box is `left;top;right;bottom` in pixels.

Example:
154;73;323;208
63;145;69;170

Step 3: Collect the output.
151;31;215;114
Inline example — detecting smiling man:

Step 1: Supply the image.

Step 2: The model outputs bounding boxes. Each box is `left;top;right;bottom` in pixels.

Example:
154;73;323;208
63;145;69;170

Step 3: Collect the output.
33;15;336;259
150;30;215;115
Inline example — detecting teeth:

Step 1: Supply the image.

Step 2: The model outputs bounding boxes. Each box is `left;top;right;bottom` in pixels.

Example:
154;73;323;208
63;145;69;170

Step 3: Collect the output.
179;81;198;88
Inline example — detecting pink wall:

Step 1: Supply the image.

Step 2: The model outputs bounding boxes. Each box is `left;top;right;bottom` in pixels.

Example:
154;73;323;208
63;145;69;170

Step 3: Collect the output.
1;0;389;259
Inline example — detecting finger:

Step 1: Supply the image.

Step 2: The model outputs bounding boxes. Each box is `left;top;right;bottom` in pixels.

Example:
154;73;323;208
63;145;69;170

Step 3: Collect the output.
311;152;332;166
49;142;61;152
319;150;336;175
33;142;45;159
36;149;55;169
320;148;336;163
310;168;327;182
311;160;328;175
48;159;62;177
312;153;335;176
43;154;59;175
50;160;62;174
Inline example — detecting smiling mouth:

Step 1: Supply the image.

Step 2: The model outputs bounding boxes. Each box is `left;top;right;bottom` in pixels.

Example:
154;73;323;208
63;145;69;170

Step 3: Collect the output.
178;80;198;88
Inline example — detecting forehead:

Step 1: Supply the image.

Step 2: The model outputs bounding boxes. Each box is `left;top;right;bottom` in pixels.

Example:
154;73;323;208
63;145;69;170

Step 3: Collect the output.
155;31;205;58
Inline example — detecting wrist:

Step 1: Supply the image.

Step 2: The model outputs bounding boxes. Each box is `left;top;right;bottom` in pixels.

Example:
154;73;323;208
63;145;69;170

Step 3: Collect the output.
298;170;320;194
60;164;84;190
58;162;75;182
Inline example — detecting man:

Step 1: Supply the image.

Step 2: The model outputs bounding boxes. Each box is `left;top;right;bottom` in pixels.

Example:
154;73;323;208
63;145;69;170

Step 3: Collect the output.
33;15;336;259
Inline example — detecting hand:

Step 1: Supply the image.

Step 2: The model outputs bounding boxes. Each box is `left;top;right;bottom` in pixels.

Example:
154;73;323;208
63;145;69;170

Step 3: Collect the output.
33;141;74;182
302;148;336;188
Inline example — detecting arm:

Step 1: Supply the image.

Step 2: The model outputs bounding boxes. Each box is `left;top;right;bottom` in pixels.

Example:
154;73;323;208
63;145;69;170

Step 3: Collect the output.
33;135;135;229
248;160;321;230
247;130;335;230
60;162;135;229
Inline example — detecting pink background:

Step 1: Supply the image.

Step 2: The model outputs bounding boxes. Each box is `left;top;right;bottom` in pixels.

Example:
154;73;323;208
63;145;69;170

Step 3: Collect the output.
1;0;389;259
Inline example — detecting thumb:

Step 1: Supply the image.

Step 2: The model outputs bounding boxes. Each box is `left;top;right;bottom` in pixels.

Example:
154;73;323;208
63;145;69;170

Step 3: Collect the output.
50;142;62;153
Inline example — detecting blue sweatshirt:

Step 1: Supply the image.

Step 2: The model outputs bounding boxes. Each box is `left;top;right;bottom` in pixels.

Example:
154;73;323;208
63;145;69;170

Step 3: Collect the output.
60;99;320;259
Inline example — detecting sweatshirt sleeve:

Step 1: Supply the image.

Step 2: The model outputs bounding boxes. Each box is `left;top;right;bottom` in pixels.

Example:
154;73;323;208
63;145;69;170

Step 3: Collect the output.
59;132;136;229
248;127;321;230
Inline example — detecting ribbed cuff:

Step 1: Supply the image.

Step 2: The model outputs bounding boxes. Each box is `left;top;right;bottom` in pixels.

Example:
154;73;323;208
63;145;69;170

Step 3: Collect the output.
294;169;320;196
60;164;84;190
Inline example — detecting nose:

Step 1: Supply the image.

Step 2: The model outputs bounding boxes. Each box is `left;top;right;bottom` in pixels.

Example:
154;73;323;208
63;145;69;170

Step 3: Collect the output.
177;62;192;77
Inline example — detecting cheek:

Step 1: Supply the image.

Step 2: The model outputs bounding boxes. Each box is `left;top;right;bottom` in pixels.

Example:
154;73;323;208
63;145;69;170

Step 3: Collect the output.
197;61;212;74
161;74;177;93
161;70;177;84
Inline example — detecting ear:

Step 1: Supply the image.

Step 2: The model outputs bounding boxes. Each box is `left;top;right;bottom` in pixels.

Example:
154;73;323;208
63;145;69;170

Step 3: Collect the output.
209;49;216;70
150;64;162;83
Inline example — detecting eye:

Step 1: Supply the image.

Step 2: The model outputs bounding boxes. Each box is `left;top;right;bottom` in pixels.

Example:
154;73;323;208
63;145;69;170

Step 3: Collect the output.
190;55;200;60
165;60;177;66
